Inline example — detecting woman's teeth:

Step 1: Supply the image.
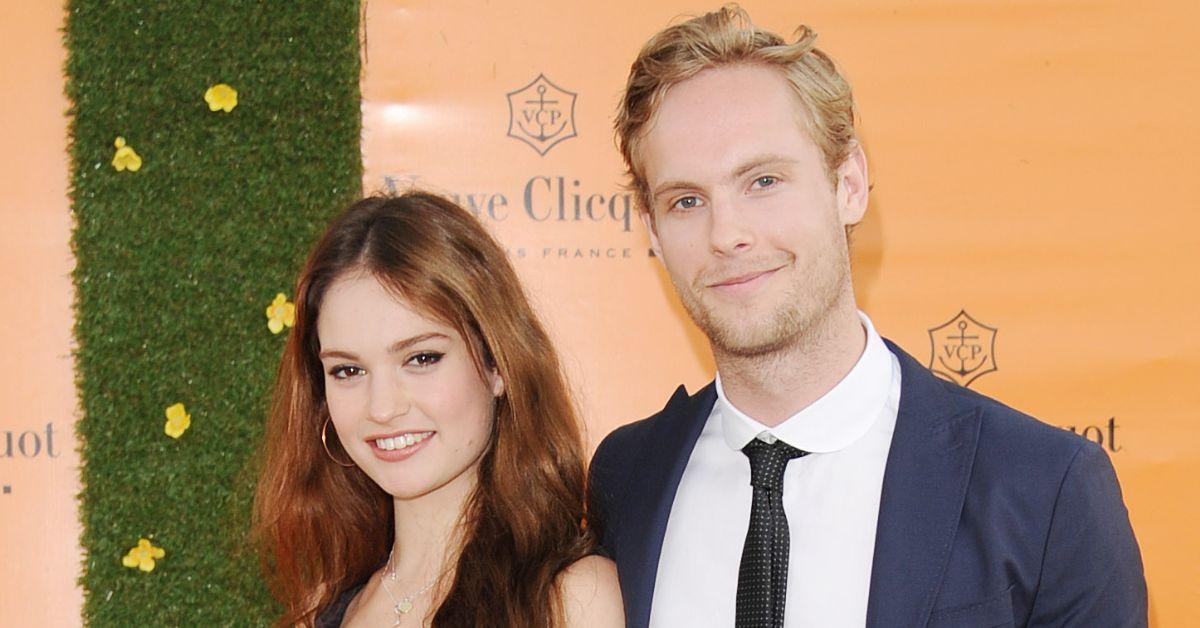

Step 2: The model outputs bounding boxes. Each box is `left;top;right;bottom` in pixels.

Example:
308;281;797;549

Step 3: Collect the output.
375;432;433;451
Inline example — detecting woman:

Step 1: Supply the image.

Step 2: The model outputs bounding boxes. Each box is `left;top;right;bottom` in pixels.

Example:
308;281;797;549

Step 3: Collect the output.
253;193;623;627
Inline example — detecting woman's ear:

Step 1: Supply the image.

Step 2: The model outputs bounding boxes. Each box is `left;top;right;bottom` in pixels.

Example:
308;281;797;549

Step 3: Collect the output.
489;369;505;398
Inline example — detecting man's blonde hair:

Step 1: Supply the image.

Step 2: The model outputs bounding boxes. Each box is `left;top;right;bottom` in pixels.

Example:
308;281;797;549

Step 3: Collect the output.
615;4;858;214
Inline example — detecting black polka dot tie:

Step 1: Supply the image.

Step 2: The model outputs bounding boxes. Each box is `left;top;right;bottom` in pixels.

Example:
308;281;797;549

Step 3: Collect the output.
736;438;809;628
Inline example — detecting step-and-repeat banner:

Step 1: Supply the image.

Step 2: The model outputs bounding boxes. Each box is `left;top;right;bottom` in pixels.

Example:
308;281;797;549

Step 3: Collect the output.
359;0;1198;623
3;0;1197;624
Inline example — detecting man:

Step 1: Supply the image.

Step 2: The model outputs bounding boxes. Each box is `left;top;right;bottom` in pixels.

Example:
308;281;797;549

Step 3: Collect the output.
588;6;1146;628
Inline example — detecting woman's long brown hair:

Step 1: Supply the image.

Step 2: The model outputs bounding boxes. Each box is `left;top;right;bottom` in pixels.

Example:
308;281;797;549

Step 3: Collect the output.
252;193;595;626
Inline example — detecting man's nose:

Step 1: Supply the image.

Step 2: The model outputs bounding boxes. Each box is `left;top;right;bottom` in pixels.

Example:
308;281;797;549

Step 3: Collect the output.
708;194;753;255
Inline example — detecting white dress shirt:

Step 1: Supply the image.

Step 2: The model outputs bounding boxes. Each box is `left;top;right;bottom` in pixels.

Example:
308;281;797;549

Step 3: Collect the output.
648;313;902;627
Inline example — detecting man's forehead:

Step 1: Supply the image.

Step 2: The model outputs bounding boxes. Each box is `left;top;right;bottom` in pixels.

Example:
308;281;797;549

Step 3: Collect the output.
640;67;819;187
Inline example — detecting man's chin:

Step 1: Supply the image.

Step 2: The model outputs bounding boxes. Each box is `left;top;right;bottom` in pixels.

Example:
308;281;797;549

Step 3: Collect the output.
712;330;795;358
682;295;794;354
696;316;793;358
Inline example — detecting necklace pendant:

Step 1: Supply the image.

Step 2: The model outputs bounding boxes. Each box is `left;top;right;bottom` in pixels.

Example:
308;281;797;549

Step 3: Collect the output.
397;599;414;614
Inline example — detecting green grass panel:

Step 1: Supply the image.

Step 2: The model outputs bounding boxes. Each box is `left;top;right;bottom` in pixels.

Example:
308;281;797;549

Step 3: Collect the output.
67;1;363;624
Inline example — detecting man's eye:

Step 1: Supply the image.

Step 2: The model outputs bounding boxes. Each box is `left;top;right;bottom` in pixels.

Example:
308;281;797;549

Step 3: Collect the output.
751;175;778;189
329;365;364;380
408;352;444;367
670;196;701;211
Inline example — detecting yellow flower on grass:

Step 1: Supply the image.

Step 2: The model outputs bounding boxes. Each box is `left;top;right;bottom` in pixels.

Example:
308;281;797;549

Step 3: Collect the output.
111;137;142;172
122;538;165;572
266;293;295;334
164;402;191;439
204;83;238;112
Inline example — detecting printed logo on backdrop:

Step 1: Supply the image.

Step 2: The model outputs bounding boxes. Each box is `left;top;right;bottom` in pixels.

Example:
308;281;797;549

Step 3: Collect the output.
382;161;642;261
928;310;998;387
2;422;62;496
382;74;637;261
506;74;577;156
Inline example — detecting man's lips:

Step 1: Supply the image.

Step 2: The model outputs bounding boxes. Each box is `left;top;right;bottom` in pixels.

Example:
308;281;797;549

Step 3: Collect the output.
706;266;783;289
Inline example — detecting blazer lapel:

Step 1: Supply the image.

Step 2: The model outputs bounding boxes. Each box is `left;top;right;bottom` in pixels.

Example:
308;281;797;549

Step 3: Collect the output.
620;383;715;628
865;342;982;628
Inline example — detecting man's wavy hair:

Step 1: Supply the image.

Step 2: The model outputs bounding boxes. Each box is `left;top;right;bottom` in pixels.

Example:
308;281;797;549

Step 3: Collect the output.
252;192;594;627
616;3;859;215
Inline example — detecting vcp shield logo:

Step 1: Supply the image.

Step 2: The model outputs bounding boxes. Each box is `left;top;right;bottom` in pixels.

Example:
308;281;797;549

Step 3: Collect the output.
928;310;998;387
506;74;578;156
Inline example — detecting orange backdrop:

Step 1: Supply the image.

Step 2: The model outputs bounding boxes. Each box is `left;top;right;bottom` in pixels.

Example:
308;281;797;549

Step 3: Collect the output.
0;2;80;626
2;1;1197;625
360;0;1199;624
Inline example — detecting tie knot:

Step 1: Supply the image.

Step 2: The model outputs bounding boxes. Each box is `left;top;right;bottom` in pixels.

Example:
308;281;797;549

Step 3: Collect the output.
742;438;807;491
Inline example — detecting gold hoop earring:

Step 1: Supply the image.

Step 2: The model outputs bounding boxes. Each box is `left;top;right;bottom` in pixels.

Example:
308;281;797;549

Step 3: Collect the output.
320;417;356;468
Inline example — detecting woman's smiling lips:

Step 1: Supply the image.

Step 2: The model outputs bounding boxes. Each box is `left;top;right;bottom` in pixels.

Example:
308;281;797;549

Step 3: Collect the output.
366;430;435;462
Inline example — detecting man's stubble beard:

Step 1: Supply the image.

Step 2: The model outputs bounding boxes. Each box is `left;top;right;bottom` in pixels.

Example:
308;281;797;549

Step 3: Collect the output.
673;240;851;361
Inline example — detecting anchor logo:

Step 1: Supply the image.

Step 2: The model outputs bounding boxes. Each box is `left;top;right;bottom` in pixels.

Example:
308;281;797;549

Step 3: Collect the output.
506;74;578;156
928;310;998;387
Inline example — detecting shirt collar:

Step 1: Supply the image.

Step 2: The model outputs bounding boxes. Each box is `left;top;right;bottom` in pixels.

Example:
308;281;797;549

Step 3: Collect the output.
717;312;895;454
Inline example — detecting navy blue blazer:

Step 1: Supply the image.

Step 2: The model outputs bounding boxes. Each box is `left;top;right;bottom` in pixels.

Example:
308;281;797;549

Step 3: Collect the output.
588;341;1146;627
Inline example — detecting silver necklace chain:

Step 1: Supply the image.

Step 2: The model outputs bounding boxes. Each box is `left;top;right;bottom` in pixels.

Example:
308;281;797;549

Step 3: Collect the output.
379;551;438;626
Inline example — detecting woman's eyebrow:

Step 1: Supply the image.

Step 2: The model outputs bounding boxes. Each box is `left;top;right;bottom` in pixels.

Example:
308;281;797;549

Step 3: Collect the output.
318;332;449;360
387;332;449;353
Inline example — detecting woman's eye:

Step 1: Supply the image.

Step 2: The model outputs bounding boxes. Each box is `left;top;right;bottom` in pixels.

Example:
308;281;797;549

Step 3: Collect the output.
329;365;364;380
408;352;444;367
751;175;778;189
670;196;702;211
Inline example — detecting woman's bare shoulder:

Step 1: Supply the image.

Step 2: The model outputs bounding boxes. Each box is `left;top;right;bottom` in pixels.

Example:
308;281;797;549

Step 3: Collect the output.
559;555;624;628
